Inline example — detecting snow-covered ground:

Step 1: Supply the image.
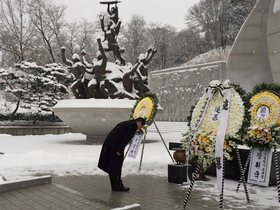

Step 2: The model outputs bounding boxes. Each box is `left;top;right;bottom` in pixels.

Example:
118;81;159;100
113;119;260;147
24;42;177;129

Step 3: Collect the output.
1;123;280;209
181;46;231;66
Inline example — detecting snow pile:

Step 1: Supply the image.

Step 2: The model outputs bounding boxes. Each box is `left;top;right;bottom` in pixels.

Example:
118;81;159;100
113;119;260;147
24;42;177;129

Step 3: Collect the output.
181;46;231;67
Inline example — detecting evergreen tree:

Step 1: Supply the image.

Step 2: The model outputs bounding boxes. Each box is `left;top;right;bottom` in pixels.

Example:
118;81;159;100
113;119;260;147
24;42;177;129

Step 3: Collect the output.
0;62;73;123
0;68;28;121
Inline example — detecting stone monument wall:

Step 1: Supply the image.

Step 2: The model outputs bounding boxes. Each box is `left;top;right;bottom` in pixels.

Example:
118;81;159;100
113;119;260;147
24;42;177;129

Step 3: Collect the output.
149;61;227;122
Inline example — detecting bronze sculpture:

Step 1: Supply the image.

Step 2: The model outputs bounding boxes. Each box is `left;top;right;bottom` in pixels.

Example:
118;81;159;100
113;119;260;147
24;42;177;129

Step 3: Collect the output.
61;48;87;99
61;1;156;100
99;15;125;66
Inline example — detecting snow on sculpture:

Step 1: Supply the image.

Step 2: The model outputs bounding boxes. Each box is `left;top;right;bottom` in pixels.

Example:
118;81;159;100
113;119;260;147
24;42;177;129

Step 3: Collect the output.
61;1;157;100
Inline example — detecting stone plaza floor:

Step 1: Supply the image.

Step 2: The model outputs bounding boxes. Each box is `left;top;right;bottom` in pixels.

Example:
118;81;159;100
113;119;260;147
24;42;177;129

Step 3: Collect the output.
0;174;277;210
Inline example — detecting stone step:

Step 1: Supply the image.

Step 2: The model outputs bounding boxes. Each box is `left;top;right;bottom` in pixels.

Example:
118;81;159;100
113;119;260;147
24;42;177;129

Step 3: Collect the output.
0;175;52;193
0;126;76;136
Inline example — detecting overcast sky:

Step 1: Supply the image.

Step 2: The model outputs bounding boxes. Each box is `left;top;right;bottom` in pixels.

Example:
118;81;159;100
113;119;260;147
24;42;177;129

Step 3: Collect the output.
53;0;201;31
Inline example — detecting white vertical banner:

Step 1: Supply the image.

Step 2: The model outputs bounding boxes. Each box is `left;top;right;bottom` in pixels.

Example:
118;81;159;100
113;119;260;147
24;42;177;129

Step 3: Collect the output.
127;134;144;159
215;89;231;193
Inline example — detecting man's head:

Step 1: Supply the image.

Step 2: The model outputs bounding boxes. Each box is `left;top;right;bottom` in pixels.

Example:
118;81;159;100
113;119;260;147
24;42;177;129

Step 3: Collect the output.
135;117;146;130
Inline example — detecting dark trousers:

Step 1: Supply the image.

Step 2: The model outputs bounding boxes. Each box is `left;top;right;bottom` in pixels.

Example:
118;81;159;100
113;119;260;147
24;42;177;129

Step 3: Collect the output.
108;154;124;190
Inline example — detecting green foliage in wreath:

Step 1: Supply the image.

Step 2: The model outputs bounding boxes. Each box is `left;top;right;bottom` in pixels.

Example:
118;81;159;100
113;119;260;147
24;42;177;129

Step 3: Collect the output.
247;82;280;98
130;92;159;126
229;83;251;144
186;105;195;127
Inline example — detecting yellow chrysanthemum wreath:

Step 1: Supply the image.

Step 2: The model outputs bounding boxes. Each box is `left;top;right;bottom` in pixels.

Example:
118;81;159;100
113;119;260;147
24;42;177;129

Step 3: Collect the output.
131;92;159;126
250;91;280;125
133;97;153;119
244;83;280;150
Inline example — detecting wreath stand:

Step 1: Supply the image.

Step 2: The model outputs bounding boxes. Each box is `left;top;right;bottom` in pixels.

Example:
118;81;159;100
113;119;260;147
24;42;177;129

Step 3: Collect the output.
125;121;175;171
181;152;251;210
236;148;280;202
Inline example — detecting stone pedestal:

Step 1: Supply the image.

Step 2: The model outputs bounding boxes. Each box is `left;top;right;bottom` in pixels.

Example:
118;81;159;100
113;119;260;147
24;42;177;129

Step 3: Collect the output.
53;99;163;144
168;164;192;184
52;99;136;144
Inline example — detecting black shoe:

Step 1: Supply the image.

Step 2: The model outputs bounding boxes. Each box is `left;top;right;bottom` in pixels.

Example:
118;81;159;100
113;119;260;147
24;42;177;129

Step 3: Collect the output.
112;186;130;192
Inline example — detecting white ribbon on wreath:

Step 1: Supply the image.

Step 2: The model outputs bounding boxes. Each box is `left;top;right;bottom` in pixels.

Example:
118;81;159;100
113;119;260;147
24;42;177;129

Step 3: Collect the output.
215;93;231;193
208;80;231;193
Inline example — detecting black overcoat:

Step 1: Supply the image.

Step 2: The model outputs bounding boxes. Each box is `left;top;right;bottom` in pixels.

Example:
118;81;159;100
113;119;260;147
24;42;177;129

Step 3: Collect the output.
98;120;138;173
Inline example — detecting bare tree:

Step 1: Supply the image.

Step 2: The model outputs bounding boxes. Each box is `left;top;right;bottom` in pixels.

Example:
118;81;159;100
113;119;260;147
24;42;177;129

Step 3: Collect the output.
185;0;225;49
77;19;99;59
185;0;256;50
61;21;80;55
0;0;36;63
28;0;66;63
44;1;67;49
0;0;102;67
170;27;204;66
227;0;257;43
121;15;148;64
146;23;176;70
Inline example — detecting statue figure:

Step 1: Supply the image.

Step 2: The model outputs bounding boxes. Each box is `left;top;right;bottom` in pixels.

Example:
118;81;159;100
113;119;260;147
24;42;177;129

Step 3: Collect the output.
138;47;157;75
80;51;95;99
123;47;157;97
83;38;108;99
99;1;125;66
134;47;157;96
100;1;120;25
61;48;86;99
63;39;125;100
99;15;125;66
106;2;119;25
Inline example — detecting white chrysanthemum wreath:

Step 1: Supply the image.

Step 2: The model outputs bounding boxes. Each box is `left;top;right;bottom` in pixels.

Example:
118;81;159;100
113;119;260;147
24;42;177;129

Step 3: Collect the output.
190;89;245;137
181;80;249;171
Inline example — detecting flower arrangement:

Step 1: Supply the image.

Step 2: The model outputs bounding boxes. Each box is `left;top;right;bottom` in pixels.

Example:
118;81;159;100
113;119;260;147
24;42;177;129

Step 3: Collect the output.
250;91;280;125
131;92;159;126
181;81;250;171
244;123;280;150
244;83;280;150
181;129;237;170
190;89;245;137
